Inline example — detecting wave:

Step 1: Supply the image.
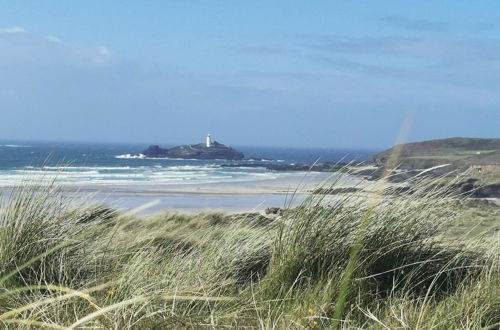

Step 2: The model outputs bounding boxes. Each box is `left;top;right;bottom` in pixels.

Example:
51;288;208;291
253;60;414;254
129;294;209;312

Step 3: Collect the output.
164;165;217;171
0;144;31;148
0;163;308;187
25;166;133;171
142;157;213;161
62;166;132;171
115;154;146;159
115;155;230;162
16;169;101;175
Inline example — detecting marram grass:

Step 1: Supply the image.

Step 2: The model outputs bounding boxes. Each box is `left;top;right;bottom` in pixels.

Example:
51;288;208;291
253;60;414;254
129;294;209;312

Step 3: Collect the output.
0;171;498;329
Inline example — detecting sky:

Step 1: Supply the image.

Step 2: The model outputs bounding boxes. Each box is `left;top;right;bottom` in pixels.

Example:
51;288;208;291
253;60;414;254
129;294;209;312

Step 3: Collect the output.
0;1;499;149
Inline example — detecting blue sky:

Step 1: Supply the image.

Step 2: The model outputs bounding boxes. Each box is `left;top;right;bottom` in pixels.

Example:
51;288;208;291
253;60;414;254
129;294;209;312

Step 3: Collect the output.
0;1;499;149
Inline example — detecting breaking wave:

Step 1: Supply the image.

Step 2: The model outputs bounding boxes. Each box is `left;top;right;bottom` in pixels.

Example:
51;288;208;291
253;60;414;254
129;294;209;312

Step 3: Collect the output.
0;144;31;148
115;154;146;159
0;164;302;187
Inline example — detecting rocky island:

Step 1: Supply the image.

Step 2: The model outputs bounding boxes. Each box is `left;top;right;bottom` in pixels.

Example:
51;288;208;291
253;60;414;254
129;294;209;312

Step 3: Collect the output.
142;135;244;160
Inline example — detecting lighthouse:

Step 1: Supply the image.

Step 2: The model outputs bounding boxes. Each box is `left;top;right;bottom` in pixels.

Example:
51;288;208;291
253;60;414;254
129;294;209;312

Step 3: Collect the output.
206;134;212;148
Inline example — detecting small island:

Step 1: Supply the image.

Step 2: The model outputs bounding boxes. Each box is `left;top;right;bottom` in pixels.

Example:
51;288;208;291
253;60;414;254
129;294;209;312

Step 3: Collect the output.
142;134;244;160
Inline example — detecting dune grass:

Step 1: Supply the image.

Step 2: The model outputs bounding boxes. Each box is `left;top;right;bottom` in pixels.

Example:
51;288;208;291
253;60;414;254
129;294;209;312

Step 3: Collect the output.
0;172;498;329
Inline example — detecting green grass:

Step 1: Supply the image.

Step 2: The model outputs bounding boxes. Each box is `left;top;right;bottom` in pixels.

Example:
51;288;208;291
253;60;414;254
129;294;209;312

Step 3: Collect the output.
443;199;500;245
0;172;498;329
370;137;500;169
467;168;500;185
436;168;500;186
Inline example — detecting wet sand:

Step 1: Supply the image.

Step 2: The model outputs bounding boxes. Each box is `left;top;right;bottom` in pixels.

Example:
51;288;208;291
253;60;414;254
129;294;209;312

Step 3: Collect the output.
79;171;338;214
66;171;375;214
1;171;382;215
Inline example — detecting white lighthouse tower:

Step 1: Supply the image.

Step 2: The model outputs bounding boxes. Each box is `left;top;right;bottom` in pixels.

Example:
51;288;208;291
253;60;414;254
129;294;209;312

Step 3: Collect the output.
206;134;212;148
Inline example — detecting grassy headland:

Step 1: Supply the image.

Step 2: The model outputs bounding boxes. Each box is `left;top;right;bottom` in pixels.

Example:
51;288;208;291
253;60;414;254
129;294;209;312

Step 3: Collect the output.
370;137;500;170
0;171;498;329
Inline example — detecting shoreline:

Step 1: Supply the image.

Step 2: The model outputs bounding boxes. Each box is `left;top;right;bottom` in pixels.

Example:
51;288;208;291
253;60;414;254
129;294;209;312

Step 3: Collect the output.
0;168;408;215
0;166;415;215
82;171;341;215
0;171;345;215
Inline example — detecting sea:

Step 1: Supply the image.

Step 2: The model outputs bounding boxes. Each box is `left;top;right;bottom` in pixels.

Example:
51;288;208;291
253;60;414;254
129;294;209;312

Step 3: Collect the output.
0;141;376;213
0;141;375;186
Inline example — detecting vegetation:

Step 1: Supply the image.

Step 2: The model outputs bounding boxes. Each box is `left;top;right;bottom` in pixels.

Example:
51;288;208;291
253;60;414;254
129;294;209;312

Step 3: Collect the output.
443;199;500;245
0;172;498;329
465;168;500;186
370;137;500;169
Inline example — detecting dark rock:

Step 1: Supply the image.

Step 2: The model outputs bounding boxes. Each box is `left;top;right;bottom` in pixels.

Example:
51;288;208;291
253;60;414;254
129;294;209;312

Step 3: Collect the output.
221;161;352;172
142;145;169;157
442;178;500;198
382;179;500;198
469;183;500;198
142;141;244;160
265;207;283;215
357;167;443;183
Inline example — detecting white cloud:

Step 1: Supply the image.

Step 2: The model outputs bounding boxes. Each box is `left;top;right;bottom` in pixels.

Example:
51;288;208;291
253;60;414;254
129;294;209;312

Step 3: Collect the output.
46;35;61;43
99;46;111;57
0;29;498;147
0;30;114;67
0;26;26;33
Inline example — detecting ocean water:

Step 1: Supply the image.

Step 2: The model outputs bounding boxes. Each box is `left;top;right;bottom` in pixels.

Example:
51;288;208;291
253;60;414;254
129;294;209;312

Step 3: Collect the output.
0;141;375;187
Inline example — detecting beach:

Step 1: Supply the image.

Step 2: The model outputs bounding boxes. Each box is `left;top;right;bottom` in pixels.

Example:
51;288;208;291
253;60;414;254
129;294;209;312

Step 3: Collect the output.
64;171;343;214
0;141;375;214
0;170;375;215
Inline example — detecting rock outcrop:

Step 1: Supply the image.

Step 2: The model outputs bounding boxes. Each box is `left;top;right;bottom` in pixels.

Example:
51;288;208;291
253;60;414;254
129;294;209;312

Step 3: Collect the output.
220;161;353;172
142;141;244;160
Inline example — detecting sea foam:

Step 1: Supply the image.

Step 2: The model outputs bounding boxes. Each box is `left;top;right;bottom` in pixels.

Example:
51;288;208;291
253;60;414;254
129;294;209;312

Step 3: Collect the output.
0;144;31;148
115;154;146;159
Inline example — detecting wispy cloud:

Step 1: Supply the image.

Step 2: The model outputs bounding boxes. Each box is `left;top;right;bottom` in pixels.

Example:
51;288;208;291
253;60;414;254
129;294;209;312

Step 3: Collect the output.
469;20;500;32
230;45;291;56
301;34;500;61
0;26;26;33
0;30;113;67
0;29;498;147
378;16;500;34
379;16;448;32
46;35;61;43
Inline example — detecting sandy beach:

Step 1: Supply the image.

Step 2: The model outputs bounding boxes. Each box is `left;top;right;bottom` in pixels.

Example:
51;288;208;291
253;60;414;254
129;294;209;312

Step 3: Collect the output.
0;166;396;215
48;170;384;215
0;167;397;215
75;171;340;214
